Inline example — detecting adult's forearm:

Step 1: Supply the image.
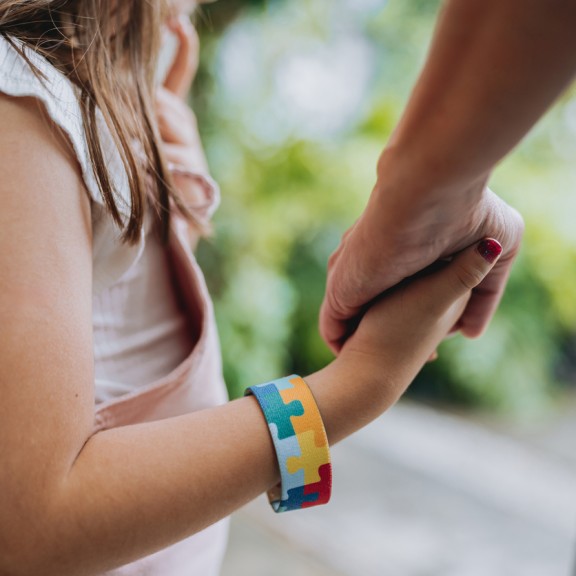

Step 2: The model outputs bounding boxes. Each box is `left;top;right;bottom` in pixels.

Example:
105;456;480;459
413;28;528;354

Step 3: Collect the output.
319;1;539;350
385;0;576;190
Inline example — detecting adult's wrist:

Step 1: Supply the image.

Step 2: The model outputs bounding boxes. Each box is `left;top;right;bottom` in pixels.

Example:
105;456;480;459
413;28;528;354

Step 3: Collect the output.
375;145;489;209
370;146;491;254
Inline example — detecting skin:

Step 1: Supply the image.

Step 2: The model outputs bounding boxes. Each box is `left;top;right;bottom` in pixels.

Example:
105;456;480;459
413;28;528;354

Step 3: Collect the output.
0;5;502;575
0;94;500;570
321;0;576;353
157;3;216;244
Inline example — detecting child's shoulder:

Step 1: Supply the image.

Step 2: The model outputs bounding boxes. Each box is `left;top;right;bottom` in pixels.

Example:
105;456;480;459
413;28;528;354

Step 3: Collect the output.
0;35;76;104
0;34;142;295
0;34;88;150
0;35;128;211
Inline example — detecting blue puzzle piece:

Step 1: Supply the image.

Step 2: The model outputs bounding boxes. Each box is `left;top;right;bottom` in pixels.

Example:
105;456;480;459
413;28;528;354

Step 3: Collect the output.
272;375;297;391
276;485;319;512
269;423;305;500
252;383;304;439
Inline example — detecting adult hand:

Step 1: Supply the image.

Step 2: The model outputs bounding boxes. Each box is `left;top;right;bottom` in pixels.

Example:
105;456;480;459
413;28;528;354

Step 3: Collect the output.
317;0;576;354
319;152;524;354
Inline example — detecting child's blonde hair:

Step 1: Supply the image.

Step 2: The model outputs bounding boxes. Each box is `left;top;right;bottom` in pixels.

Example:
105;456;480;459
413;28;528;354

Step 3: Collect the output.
0;0;202;244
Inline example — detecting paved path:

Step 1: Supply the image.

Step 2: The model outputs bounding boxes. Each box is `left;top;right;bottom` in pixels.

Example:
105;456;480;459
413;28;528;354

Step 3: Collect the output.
222;399;576;576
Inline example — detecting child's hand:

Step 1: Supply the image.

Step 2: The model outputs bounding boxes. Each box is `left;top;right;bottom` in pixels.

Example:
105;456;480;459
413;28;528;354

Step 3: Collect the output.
155;16;211;212
338;239;503;402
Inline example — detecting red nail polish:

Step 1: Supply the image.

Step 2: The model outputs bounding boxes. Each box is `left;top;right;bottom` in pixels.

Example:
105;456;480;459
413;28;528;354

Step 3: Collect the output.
477;239;503;263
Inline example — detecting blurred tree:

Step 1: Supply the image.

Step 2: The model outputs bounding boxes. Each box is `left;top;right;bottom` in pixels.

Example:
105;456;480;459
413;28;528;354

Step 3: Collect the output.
194;0;576;415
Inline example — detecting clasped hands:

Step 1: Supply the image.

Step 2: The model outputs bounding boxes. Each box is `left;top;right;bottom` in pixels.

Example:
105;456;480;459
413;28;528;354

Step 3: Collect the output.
320;147;524;363
155;16;525;381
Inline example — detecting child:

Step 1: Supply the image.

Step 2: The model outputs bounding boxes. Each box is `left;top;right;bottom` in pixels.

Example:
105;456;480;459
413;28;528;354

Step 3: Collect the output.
0;1;503;575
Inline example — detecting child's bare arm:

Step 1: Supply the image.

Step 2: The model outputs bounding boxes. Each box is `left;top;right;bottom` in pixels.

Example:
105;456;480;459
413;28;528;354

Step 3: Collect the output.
0;90;501;576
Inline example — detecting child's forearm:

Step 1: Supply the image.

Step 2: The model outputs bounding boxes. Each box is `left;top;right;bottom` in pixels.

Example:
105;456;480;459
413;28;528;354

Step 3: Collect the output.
306;355;415;445
5;358;398;576
49;396;281;575
2;237;497;576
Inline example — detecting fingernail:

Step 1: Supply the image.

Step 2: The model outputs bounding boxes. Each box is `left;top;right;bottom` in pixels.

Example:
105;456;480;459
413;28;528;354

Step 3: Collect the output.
477;239;503;263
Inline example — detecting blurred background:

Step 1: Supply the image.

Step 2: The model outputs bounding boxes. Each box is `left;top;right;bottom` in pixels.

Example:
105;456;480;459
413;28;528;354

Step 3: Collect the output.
192;0;576;574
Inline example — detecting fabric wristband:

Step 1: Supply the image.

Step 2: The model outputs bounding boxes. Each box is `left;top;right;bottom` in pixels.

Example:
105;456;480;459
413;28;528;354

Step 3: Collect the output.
245;375;332;512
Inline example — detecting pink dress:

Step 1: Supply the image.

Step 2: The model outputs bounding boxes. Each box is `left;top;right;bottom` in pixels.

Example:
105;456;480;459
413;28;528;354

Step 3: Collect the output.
95;215;230;576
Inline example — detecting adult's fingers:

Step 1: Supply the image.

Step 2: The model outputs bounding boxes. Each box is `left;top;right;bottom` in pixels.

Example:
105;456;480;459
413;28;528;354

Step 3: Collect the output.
320;212;388;354
164;15;199;99
319;250;367;355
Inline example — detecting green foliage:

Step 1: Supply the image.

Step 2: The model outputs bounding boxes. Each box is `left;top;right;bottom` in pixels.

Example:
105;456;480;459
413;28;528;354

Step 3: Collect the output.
195;0;576;410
